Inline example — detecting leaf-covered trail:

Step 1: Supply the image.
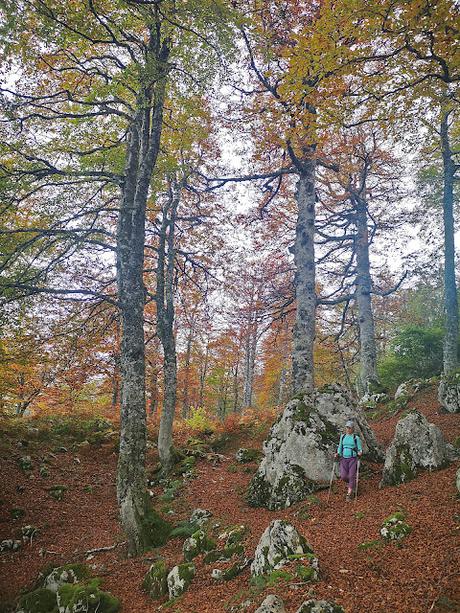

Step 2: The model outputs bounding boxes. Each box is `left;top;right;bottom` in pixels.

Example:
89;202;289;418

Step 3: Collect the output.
0;389;459;613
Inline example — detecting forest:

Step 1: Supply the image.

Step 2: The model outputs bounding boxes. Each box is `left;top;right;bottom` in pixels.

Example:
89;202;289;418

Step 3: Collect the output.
0;1;459;612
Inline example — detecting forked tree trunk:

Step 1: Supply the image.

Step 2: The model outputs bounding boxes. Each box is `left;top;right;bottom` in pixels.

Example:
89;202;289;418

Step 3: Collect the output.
440;110;459;375
292;161;317;394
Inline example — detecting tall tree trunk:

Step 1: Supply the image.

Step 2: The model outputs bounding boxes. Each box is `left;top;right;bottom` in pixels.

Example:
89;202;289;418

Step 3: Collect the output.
440;110;459;375
157;182;179;472
182;326;193;418
116;27;170;555
292;162;317;394
198;340;209;407
243;322;257;407
233;361;240;413
149;367;159;416
353;194;379;395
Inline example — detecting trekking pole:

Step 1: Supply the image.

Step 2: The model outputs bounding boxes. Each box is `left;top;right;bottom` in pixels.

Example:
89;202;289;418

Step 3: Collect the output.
327;459;337;503
354;459;361;502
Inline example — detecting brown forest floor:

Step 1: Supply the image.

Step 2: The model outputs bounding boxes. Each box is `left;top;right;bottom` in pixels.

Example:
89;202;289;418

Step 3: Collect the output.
0;388;459;613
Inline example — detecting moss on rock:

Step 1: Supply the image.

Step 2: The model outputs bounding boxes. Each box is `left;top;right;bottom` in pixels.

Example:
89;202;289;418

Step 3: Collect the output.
380;511;412;541
183;529;216;561
142;560;169;599
16;588;56;613
57;579;119;612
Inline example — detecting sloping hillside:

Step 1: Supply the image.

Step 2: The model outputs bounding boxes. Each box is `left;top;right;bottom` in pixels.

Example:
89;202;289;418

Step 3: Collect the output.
0;386;459;613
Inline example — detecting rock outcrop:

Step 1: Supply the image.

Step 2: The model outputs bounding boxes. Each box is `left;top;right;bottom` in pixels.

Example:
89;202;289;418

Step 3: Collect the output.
438;373;460;413
380;410;453;487
248;385;382;509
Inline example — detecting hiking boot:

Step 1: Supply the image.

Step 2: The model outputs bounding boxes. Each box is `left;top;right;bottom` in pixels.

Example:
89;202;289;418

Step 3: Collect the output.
345;493;352;502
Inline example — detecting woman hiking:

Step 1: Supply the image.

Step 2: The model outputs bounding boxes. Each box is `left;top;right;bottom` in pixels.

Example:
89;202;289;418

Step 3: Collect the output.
335;420;363;501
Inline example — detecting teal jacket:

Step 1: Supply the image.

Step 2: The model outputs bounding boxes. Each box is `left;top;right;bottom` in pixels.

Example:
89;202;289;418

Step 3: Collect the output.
337;433;362;458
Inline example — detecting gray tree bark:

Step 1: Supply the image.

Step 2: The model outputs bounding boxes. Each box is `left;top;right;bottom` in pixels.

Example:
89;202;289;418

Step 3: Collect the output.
182;322;194;418
198;339;209;407
440;110;459;375
157;182;179;472
353;194;379;394
292;162;317;394
116;27;170;555
243;320;258;407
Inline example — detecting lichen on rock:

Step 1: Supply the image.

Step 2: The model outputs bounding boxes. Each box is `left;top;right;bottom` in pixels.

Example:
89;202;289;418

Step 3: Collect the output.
380;410;453;487
247;385;382;509
255;594;286;613
167;562;195;598
251;520;317;578
142;559;169;599
183;529;216;561
43;564;90;593
438;372;460;413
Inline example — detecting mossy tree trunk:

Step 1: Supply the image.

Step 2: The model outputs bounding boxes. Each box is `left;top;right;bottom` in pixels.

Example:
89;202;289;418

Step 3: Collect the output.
116;27;170;555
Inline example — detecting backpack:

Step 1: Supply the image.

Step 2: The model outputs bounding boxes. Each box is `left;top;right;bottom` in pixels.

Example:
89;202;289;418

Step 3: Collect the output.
339;433;358;457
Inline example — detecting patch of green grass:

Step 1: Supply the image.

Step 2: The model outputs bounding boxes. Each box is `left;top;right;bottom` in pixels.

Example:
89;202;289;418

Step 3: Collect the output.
358;540;383;551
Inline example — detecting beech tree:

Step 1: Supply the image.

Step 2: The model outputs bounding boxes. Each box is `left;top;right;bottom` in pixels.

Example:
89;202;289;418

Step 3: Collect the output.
0;0;238;554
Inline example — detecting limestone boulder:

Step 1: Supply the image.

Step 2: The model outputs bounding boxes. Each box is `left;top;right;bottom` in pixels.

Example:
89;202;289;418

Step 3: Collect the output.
255;595;286;613
251;520;317;577
189;508;212;527
247;385;382;509
167;563;195;599
438;373;460;413
142;560;168;599
380;410;453;487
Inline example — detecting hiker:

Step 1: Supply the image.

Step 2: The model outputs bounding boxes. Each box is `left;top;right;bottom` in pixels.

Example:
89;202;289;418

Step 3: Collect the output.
335;420;362;501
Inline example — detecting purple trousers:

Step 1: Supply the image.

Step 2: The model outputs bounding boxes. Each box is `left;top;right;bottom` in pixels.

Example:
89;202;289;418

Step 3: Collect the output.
339;456;358;490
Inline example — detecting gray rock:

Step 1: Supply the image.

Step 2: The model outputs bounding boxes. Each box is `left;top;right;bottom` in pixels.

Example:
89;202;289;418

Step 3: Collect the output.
235;448;261;463
0;539;21;552
380;410;451;487
380;511;412;541
189;508;212;527
21;525;38;543
247;385;382;509
251;520;316;576
438;374;460;413
394;378;428;401
296;600;344;613
43;564;88;593
255;595;286;613
183;529;215;561
456;467;460;494
360;392;389;408
142;560;168;599
167;563;195;598
211;568;223;580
